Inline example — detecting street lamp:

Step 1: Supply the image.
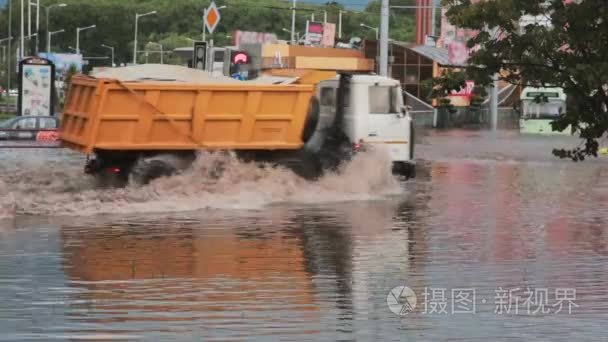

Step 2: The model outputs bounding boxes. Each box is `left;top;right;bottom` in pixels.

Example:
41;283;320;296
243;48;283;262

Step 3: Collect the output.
339;10;346;39
48;29;64;54
45;3;67;53
360;23;379;40
282;28;300;43
76;25;96;55
24;32;37;56
0;37;13;65
202;5;226;42
147;41;163;64
133;11;157;65
101;44;115;67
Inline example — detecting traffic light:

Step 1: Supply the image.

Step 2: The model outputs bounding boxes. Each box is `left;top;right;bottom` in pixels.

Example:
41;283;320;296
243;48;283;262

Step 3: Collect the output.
232;51;250;65
192;41;207;70
228;50;250;77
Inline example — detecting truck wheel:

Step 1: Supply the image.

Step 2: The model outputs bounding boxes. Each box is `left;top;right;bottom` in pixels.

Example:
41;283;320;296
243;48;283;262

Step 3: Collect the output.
301;97;320;143
392;161;416;179
129;156;180;186
286;150;323;180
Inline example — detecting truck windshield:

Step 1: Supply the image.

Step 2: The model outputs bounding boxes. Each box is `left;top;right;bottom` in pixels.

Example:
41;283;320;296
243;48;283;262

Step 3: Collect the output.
369;86;398;114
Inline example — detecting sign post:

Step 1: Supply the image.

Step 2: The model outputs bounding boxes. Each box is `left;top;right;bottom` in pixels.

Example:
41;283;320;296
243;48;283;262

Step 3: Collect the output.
203;2;221;72
18;57;56;117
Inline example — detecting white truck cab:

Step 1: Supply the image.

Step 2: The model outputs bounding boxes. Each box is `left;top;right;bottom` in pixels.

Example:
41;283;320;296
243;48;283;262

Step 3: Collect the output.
309;74;415;177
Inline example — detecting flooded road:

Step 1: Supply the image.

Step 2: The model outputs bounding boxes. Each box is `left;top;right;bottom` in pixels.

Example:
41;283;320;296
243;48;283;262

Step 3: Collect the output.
1;130;607;341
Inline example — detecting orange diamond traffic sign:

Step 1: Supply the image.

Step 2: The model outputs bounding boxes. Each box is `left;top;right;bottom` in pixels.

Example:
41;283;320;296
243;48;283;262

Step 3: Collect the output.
204;1;221;34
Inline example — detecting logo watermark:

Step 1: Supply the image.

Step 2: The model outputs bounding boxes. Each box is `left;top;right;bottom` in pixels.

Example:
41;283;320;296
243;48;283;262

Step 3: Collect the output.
387;286;417;316
387;286;578;316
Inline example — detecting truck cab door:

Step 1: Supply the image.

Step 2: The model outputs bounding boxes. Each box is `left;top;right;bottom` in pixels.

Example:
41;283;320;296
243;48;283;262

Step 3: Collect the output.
366;85;412;161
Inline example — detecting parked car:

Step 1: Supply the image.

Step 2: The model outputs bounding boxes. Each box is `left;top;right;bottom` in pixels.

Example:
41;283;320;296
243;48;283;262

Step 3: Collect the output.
0;116;59;140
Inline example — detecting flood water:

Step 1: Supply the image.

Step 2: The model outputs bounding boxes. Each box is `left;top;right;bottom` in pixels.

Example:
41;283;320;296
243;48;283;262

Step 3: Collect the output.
1;130;607;341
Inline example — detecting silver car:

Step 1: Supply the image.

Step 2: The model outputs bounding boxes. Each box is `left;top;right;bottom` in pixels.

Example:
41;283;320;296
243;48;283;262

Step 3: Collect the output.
0;116;59;140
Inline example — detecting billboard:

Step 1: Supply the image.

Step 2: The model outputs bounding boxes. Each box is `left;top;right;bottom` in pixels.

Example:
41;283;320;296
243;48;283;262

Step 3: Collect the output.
18;57;56;116
37;53;83;80
321;23;336;48
438;8;478;65
306;22;324;46
233;31;278;49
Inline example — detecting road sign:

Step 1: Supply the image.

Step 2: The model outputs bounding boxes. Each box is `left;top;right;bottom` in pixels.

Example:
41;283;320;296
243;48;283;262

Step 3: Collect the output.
204;1;221;34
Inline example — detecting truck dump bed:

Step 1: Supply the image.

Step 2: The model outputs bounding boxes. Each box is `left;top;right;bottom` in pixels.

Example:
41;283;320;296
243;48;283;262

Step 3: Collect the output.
60;74;316;154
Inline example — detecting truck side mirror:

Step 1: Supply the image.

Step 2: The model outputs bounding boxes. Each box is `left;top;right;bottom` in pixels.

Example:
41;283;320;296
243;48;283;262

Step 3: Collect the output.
398;105;412;118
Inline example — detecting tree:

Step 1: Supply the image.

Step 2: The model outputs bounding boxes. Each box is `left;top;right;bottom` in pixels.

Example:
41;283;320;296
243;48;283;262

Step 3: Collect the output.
438;0;608;160
61;63;78;107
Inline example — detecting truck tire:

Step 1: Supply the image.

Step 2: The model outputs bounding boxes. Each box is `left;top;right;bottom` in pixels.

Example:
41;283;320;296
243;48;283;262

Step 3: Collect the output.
301;97;320;143
129;154;184;186
392;161;416;179
286;150;323;180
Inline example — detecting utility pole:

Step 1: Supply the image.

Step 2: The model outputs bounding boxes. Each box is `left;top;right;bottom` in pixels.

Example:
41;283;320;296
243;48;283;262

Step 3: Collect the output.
490;74;498;130
35;0;40;54
338;10;343;39
379;0;389;76
27;0;30;37
20;0;24;60
8;0;12;92
291;0;296;44
202;9;206;42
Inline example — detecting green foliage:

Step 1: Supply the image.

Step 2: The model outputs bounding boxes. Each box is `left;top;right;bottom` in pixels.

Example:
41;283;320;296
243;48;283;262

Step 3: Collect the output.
0;0;418;68
63;63;78;95
439;0;608;160
426;69;466;114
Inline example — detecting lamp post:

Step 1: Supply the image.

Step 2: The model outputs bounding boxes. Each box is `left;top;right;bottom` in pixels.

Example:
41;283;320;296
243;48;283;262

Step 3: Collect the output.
202;5;226;42
76;25;96;56
0;37;13;65
339;10;346;39
360;23;379;40
147;41;163;64
101;44;115;67
282;28;299;43
133;11;157;65
45;3;67;53
24;33;37;57
291;0;297;44
48;29;64;53
361;23;379;74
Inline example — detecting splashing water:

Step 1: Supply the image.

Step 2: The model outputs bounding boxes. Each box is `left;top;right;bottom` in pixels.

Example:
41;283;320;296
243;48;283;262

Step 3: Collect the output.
0;147;403;218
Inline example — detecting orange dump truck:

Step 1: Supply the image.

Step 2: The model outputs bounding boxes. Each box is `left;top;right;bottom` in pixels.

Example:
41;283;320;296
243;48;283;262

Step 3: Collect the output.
60;67;415;185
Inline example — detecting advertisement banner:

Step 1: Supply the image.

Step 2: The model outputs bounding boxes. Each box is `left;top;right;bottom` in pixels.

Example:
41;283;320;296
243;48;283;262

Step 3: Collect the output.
438;7;478;65
306;22;324;46
450;80;475;98
37;53;83;80
321;23;336;47
18;57;56;117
